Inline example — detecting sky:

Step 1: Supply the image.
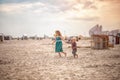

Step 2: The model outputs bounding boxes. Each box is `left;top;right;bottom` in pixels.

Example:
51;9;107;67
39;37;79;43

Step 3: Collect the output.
0;0;120;37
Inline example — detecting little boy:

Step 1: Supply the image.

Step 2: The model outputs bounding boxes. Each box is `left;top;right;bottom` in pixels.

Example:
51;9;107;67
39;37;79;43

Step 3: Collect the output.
71;37;78;58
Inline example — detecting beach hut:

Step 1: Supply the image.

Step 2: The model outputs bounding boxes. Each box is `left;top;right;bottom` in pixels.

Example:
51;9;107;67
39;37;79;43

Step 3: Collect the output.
89;24;102;36
4;35;12;40
29;36;36;40
101;31;109;35
116;33;120;44
91;35;109;49
108;35;114;47
0;33;4;42
21;34;28;40
29;35;41;40
78;35;84;40
44;34;49;39
109;29;120;44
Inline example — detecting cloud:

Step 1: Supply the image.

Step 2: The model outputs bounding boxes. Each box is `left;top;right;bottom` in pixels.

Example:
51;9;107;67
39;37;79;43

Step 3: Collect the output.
0;2;61;14
0;0;120;37
43;0;80;12
98;0;120;3
69;16;99;21
0;0;99;14
0;0;81;15
60;0;99;21
82;0;97;10
0;0;119;22
0;0;42;4
0;2;42;12
96;0;120;16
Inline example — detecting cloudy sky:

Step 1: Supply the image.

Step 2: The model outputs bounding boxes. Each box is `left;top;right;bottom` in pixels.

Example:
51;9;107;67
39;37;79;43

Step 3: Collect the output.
0;0;120;37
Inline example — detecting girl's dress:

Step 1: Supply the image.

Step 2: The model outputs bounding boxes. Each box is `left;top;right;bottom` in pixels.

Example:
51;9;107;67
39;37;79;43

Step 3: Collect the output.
55;36;63;52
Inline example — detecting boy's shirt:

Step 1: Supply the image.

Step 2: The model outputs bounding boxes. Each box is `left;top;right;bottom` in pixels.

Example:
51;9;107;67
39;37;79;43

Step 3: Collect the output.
71;42;77;51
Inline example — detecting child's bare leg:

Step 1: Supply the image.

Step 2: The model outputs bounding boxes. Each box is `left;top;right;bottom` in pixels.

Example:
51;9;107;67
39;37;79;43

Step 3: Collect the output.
62;52;67;57
74;54;76;58
58;53;61;57
75;54;78;58
72;51;75;58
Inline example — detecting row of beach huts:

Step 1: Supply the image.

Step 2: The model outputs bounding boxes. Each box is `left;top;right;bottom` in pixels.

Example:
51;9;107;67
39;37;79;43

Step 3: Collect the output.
0;34;50;42
1;25;120;50
0;33;13;42
89;24;120;49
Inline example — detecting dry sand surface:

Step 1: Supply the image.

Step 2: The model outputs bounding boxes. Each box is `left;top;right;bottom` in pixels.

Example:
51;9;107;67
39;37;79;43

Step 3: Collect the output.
0;39;120;80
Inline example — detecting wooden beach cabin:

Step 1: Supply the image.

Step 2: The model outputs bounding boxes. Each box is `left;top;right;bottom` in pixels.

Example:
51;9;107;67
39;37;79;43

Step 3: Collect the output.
91;35;109;49
89;24;102;36
108;35;114;47
0;33;4;42
4;35;12;40
29;35;41;40
116;33;120;44
21;35;28;40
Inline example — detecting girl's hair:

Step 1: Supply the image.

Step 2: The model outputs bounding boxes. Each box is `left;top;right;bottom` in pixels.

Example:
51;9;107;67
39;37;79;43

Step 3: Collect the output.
55;30;62;36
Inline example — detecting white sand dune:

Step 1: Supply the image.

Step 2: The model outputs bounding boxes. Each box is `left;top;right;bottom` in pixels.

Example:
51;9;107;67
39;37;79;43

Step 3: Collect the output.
0;39;120;80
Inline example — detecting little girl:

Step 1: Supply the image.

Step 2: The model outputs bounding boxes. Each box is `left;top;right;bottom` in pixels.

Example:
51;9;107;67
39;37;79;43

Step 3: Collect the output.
52;30;67;57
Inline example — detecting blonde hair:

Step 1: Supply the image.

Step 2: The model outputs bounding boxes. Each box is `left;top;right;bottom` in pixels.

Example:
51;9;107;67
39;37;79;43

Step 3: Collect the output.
72;37;76;40
72;37;76;41
55;30;62;36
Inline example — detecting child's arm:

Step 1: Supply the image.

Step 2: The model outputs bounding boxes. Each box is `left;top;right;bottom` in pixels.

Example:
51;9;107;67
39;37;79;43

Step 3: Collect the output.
60;36;66;43
52;35;56;44
52;40;56;44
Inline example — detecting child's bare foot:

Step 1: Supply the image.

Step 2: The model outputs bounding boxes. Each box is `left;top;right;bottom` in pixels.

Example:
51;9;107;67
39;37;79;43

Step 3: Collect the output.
64;52;67;57
61;52;67;57
75;54;78;58
58;53;61;57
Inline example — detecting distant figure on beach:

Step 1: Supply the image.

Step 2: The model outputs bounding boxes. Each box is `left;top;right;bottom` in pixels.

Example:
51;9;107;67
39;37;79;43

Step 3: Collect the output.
52;30;67;57
71;38;78;58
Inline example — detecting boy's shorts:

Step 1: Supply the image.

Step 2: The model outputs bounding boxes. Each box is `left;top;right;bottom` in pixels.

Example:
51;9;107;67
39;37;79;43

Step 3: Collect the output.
72;50;77;55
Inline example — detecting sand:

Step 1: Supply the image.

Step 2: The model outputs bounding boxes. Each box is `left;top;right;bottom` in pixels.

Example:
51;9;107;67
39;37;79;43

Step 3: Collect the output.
0;39;120;80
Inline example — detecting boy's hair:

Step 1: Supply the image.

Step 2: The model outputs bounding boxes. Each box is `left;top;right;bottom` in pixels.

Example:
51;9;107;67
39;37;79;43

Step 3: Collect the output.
72;37;76;41
55;30;62;36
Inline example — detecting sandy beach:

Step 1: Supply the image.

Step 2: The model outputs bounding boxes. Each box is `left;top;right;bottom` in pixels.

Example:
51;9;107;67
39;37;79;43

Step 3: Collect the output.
0;39;120;80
